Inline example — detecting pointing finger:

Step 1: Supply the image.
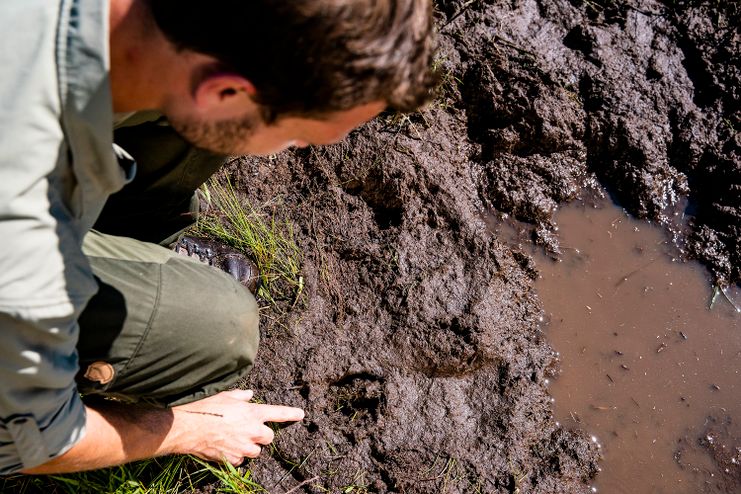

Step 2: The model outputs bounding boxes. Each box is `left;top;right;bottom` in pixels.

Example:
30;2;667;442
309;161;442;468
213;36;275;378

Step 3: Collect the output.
256;404;305;423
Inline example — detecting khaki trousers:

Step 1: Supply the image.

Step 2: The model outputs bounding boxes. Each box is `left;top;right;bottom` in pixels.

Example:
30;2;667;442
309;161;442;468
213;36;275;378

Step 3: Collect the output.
75;117;259;407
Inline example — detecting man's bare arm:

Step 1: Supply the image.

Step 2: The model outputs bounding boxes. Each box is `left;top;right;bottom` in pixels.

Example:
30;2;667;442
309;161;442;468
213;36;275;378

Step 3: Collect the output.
23;390;304;474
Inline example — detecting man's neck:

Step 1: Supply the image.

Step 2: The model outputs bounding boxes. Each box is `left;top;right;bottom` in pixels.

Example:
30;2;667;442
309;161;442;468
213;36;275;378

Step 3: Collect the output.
109;0;178;113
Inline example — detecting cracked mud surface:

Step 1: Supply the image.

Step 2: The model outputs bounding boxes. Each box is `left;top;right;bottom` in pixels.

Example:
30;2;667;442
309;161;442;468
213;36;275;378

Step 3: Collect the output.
222;1;738;492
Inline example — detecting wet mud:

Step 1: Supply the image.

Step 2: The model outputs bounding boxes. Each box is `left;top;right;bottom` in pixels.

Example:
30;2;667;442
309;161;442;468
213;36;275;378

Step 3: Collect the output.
217;1;739;492
226;121;600;493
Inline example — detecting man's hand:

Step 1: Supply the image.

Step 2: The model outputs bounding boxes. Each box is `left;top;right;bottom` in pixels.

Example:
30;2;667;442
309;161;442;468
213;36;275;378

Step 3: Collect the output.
170;389;304;465
22;390;304;474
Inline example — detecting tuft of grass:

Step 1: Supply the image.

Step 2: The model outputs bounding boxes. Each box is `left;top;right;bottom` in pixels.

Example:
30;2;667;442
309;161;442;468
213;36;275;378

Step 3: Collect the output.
380;56;460;135
1;456;268;494
340;470;370;494
190;458;266;494
197;177;303;306
430;57;462;106
45;456;198;494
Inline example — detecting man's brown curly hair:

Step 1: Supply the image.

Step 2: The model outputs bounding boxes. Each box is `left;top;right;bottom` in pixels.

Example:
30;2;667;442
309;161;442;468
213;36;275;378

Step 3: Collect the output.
146;0;438;121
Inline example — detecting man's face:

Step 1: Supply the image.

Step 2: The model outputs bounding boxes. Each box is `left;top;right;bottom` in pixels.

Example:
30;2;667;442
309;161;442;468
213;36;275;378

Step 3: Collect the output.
170;101;386;156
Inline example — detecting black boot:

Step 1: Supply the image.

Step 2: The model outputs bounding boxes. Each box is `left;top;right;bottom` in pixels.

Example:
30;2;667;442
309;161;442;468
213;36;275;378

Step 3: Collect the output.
172;236;260;295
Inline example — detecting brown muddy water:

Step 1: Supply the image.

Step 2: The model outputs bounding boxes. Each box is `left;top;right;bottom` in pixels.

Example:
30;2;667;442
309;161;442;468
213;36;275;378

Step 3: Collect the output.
527;197;740;493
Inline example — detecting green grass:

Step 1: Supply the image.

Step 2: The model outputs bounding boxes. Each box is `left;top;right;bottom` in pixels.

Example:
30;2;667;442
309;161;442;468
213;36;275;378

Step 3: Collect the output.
1;456;265;494
189;458;266;494
196;177;303;306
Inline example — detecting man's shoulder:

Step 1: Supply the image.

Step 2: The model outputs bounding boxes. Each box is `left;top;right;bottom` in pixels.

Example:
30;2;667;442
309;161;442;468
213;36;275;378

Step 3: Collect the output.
0;1;65;181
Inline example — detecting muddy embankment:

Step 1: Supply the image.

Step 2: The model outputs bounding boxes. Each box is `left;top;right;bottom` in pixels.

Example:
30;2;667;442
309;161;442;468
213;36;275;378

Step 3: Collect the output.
220;1;738;492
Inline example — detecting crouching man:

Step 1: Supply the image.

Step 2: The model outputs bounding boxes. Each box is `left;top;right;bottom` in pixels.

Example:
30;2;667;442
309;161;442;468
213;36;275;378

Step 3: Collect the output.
0;0;435;474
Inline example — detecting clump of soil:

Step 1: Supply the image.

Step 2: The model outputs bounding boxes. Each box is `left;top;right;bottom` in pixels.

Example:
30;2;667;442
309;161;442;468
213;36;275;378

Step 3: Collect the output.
221;1;738;492
451;0;739;284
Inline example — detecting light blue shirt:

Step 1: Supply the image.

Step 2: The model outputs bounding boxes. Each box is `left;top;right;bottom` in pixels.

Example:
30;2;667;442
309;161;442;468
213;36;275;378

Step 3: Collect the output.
0;0;134;472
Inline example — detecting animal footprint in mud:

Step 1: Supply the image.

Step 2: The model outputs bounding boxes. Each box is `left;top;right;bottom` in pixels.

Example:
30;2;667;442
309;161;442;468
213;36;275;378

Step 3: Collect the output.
329;373;384;423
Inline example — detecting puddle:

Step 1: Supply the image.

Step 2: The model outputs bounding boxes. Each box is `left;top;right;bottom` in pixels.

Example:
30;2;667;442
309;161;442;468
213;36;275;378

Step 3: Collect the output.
529;198;741;493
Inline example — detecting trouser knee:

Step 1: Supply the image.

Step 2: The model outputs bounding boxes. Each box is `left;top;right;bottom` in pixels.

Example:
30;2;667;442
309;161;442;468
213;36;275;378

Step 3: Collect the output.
79;235;260;407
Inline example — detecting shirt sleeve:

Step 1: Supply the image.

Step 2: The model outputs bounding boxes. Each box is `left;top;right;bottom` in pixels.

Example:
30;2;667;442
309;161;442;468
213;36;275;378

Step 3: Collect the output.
0;1;96;474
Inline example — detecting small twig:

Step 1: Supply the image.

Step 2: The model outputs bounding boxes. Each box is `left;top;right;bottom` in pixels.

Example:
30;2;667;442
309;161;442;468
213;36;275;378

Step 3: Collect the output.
720;286;741;313
411;458;457;483
441;0;480;29
709;285;721;310
492;34;536;59
590;404;616;411
274;445;320;488
614;259;657;289
283;476;320;494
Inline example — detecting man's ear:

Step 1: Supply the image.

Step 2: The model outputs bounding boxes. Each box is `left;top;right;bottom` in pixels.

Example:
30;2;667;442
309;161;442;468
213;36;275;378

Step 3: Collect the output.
193;73;257;113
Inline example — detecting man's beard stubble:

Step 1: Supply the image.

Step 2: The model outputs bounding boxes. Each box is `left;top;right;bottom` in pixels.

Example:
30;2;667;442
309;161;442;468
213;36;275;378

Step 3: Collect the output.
169;112;259;155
